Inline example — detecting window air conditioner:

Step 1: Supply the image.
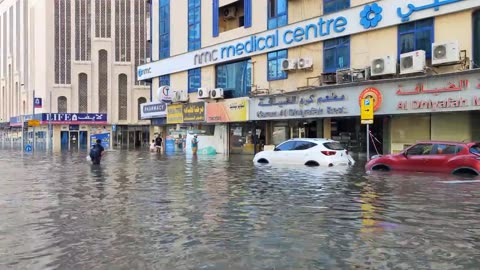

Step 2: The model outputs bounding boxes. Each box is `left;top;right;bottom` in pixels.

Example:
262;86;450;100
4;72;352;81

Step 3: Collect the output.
400;50;426;75
224;6;237;20
281;59;297;71
432;41;460;66
197;87;211;99
211;88;224;99
172;90;189;103
297;57;313;69
370;55;397;76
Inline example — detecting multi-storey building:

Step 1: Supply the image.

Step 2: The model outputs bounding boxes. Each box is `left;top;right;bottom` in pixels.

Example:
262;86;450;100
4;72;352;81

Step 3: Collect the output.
0;0;151;151
140;0;480;156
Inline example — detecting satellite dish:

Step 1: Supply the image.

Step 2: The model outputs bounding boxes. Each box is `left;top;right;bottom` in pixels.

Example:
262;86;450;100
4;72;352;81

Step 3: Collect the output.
434;45;446;59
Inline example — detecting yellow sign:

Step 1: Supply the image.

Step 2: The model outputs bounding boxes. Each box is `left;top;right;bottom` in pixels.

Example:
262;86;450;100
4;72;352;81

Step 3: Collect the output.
360;98;374;124
27;120;41;127
167;104;184;124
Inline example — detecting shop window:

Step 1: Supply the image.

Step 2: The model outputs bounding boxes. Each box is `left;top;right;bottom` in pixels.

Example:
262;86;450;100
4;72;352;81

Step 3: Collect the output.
159;74;170;86
159;0;170;59
187;125;215;136
188;68;201;93
323;36;350;73
398;18;434;59
474;11;480;68
323;0;349;15
188;0;201;51
268;0;287;29
215;59;252;98
275;141;296;151
268;50;288;81
138;97;147;120
213;0;251;37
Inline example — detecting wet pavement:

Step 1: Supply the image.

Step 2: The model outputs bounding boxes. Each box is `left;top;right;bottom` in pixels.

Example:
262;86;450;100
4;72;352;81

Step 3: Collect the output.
1;148;480;269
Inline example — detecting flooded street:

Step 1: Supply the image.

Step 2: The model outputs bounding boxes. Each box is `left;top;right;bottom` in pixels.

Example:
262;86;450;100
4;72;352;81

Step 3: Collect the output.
1;149;480;269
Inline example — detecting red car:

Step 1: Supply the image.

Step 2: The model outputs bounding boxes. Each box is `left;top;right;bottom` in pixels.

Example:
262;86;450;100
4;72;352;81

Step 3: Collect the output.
365;141;480;176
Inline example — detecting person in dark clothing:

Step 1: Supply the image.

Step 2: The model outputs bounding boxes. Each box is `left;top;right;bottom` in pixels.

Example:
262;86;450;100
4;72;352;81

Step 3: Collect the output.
89;139;105;165
155;136;163;152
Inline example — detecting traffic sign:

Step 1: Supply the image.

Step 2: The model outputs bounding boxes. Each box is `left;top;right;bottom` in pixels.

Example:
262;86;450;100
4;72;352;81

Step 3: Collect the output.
361;98;374;124
25;144;32;152
28;120;41;127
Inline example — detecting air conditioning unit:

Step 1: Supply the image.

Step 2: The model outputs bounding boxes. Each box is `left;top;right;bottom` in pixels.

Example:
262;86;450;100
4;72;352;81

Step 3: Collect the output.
298;57;313;69
400;50;426;75
224;6;237;20
211;88;224;99
146;57;151;63
172;90;188;103
370;56;397;76
321;73;336;84
336;68;352;84
432;41;460;66
197;87;210;99
281;59;297;71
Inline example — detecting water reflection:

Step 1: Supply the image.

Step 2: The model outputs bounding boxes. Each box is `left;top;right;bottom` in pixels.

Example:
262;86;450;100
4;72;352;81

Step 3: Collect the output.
0;149;480;269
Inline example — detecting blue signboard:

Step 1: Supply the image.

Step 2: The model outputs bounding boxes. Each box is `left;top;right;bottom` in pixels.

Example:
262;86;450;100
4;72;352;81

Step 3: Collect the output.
34;98;42;108
90;133;111;150
44;113;108;124
165;138;175;152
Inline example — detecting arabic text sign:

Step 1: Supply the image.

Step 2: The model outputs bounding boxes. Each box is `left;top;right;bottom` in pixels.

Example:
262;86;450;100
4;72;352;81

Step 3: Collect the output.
41;113;108;125
183;102;205;123
137;0;475;79
206;97;249;123
250;92;350;120
167;104;184;124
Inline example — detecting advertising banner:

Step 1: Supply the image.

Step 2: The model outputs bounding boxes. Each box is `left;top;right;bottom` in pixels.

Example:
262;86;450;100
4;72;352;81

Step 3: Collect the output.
167;104;184;124
90;133;110;150
206;97;249;123
183;102;205;123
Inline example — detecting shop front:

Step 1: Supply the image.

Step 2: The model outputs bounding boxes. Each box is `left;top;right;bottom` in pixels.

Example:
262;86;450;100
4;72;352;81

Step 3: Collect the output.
205;97;255;155
139;101;167;150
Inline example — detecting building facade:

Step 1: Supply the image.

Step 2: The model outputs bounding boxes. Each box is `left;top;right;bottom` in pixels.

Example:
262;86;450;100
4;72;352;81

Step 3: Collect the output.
140;0;480;156
0;0;151;151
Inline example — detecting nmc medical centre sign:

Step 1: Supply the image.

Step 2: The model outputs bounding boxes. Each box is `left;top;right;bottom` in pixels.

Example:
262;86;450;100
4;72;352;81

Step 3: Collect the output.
138;0;479;80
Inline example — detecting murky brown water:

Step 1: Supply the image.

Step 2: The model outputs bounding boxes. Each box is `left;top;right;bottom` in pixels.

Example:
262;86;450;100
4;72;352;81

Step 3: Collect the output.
1;148;480;269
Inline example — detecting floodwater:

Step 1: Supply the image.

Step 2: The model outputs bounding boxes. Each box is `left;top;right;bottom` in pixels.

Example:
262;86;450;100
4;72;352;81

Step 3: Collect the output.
1;148;480;270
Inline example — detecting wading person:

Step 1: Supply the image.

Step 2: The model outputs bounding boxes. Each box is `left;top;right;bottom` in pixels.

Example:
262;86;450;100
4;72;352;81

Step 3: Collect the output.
191;134;199;155
155;136;163;152
89;139;105;165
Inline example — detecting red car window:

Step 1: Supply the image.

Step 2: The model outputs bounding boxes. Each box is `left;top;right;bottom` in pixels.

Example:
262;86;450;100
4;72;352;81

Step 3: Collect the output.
406;144;433;155
470;144;480;155
434;144;461;155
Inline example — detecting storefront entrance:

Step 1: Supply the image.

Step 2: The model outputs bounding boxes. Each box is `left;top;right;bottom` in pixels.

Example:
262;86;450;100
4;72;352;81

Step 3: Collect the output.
114;125;150;149
61;131;88;151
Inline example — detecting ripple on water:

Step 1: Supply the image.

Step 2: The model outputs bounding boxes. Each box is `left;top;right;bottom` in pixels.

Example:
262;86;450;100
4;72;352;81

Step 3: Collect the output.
1;149;480;269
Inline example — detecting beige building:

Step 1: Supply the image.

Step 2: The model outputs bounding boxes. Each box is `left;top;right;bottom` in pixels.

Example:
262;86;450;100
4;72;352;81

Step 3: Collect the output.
0;0;151;151
139;0;480;155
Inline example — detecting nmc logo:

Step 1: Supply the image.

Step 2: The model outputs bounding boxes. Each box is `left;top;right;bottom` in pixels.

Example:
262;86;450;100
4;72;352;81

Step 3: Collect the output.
138;67;152;77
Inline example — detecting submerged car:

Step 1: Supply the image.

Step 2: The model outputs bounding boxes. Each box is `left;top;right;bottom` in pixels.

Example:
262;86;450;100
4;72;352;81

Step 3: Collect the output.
253;138;355;167
365;141;480;175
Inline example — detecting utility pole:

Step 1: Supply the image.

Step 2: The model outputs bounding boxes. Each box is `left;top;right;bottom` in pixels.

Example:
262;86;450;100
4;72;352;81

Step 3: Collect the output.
49;90;52;152
32;89;35;153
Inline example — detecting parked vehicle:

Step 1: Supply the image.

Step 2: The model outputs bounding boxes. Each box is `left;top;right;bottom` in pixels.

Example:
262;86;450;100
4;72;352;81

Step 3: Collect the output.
365;141;480;175
253;138;355;167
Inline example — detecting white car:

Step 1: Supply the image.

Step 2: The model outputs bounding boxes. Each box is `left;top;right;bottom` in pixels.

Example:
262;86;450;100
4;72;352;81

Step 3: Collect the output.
253;138;355;167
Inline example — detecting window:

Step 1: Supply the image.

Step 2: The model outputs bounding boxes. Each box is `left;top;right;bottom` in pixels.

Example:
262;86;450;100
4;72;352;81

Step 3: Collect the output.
188;68;201;93
95;0;111;38
58;96;68;113
474;11;480;69
188;0;201;51
213;0;252;36
159;75;170;86
78;73;88;113
398;18;434;59
293;141;317;150
268;0;287;29
134;0;149;85
159;0;170;59
268;50;287;81
323;36;350;73
324;0;349;14
138;97;147;120
98;50;108;113
434;144;462;155
275;141;296;151
115;0;131;62
406;144;433;155
75;0;91;61
323;142;345;150
216;59;252;98
470;144;480;155
118;74;128;120
55;0;72;84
